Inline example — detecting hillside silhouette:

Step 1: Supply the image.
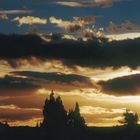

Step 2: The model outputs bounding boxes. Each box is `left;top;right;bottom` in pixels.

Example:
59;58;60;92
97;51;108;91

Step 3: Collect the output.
0;90;140;140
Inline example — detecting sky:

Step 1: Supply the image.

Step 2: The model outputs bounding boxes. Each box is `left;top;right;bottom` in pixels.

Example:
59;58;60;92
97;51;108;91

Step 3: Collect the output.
0;0;140;127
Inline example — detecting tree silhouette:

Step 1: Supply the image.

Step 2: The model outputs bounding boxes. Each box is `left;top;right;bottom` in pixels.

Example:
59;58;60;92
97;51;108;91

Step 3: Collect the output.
41;91;86;129
0;121;9;129
55;96;67;127
67;102;86;128
119;109;138;127
41;90;67;129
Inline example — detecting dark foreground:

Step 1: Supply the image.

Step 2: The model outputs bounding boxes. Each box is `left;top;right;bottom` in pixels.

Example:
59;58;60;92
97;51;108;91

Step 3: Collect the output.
1;126;140;140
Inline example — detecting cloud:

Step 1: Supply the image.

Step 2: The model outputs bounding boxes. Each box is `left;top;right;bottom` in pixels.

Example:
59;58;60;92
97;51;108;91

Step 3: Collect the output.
74;16;96;25
3;57;44;68
1;34;140;69
0;95;45;109
80;106;125;115
56;0;114;7
81;28;104;39
93;0;113;6
0;0;115;8
13;16;47;26
0;10;32;15
49;16;84;32
106;32;140;41
80;106;125;126
0;69;96;96
107;21;140;33
56;1;84;7
13;71;91;83
12;71;96;91
0;14;8;20
49;16;95;32
98;74;140;96
0;75;40;96
0;104;41;121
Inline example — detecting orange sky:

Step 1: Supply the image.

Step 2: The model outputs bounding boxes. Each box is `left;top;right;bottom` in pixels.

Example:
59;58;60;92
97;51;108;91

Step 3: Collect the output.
0;0;140;127
1;59;140;127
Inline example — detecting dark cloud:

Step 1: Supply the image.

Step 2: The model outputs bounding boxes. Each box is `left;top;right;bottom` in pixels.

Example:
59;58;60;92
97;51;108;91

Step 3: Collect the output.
13;71;91;83
12;71;95;90
0;95;44;109
0;70;95;96
98;74;140;96
67;24;82;32
0;75;40;96
107;21;140;33
1;34;140;68
78;16;96;24
0;75;38;90
0;106;41;121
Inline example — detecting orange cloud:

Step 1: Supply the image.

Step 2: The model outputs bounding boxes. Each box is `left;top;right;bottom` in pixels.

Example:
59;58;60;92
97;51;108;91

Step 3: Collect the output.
80;106;125;126
0;105;41;123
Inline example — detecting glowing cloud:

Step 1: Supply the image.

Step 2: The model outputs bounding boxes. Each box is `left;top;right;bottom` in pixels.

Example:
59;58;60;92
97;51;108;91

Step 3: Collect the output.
93;0;113;7
0;14;8;20
80;106;125;115
49;16;95;32
13;16;48;26
49;16;84;32
56;2;84;7
80;106;125;126
0;10;32;15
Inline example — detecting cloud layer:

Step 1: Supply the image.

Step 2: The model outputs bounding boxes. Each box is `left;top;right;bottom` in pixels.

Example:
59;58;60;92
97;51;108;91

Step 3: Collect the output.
99;74;140;96
0;75;40;96
0;104;41;122
1;34;140;69
0;70;96;97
